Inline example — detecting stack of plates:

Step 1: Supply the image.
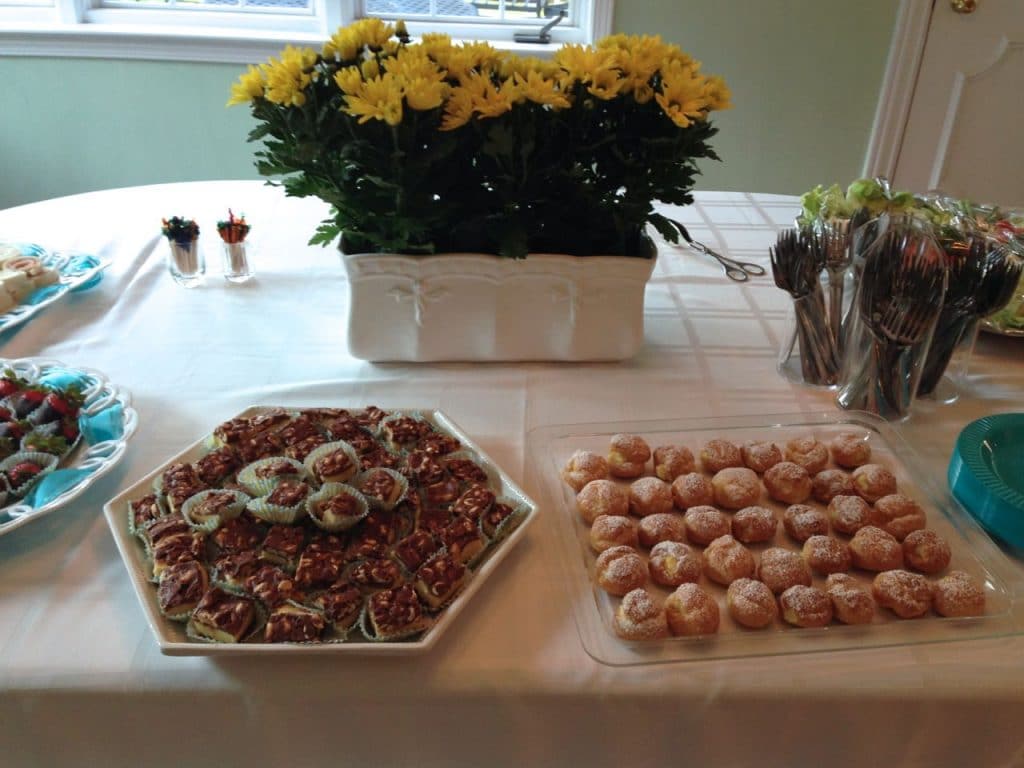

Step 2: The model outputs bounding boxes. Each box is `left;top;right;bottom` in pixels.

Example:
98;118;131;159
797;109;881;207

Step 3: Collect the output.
949;413;1024;548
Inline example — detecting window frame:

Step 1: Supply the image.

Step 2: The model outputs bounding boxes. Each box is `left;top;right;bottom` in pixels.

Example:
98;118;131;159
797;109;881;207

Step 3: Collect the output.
0;0;613;63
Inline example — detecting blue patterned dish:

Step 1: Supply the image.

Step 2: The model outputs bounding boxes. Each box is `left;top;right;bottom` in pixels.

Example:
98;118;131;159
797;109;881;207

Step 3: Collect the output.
0;242;107;334
949;413;1024;548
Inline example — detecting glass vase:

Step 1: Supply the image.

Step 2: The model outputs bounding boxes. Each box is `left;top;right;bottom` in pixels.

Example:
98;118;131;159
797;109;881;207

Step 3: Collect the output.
167;239;205;288
221;241;253;283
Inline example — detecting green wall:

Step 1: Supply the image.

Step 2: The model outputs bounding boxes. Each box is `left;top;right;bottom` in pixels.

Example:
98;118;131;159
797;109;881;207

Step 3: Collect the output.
0;1;897;209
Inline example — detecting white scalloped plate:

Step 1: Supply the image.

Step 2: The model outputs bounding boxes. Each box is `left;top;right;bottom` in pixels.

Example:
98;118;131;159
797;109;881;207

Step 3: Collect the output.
0;357;138;537
103;406;537;655
0;244;108;334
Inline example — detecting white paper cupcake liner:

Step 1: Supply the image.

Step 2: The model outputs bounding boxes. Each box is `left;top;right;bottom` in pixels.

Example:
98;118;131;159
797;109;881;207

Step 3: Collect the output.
305;482;370;533
181;488;250;533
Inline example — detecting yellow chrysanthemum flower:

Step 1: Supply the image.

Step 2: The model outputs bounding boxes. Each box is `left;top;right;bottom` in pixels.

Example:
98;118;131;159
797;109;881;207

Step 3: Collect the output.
343;73;404;126
403;77;449;111
419;33;454;64
227;65;265;106
512;70;571;109
702;74;733;111
333;65;363;95
323;28;360;62
439;86;474;131
610;35;664;92
348;18;394;51
655;63;708;127
262;45;318;107
461;71;513;119
552;44;615;86
586;66;624;100
632;81;655;105
361;57;381;80
386;47;444;83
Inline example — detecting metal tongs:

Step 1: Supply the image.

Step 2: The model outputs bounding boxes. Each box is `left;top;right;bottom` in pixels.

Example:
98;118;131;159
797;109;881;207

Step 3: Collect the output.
670;220;766;282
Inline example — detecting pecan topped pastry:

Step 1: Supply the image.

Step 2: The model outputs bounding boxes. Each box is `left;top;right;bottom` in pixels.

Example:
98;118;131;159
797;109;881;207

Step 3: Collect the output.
403;450;446;484
394;529;440;573
212;549;262;589
152;531;205;579
440;515;485;564
284;433;328;462
344;430;378;454
383;416;432;450
419;432;461;456
254;458;302;480
158;560;209;620
315;581;363;632
160;462;208;514
298;407;350;423
359;469;405;508
295;549;346;588
264;603;326;643
414;553;467;610
260;524;305;568
453;485;495;521
359;448;402;472
482;502;516;539
213;514;265;553
191;588;257;643
416;505;453;536
422;476;460;506
310;447;358;484
266;480;310;508
194;446;241;486
130;494;165;533
236;432;285;463
305;531;348;556
248;408;291;435
366;585;430;640
444;457;489;485
323;416;368;443
246;565;303;607
349;557;403;593
185;490;242;525
141;515;190;549
355;405;389;428
275;414;320;447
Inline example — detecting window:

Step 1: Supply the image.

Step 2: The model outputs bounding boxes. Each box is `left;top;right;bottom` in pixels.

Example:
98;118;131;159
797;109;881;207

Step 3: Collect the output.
0;0;612;62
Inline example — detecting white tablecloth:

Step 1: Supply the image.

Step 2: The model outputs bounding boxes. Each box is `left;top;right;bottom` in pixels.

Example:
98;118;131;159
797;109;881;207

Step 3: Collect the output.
0;182;1022;768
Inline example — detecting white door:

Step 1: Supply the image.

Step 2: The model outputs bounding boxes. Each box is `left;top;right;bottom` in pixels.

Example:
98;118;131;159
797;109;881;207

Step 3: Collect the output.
891;0;1024;207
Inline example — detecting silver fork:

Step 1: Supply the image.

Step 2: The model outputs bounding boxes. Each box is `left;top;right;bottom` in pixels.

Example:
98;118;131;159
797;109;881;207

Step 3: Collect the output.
821;219;852;354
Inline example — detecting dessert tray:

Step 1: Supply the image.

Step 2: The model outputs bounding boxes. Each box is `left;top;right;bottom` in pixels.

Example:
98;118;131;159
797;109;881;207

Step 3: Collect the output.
0;357;138;537
103;406;537;655
529;411;1022;666
0;242;107;335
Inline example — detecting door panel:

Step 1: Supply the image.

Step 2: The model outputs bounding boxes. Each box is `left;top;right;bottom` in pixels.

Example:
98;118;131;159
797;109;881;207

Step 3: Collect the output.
893;0;1024;206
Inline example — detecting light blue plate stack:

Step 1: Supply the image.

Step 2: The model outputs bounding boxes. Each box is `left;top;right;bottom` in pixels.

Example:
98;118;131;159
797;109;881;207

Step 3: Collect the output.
948;413;1024;549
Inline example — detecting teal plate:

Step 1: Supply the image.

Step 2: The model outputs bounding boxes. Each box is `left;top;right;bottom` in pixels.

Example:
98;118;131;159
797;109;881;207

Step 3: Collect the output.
949;413;1024;548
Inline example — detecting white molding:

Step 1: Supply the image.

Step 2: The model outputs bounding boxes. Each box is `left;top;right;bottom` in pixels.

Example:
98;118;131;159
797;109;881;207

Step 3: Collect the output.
862;0;934;180
0;26;327;63
0;0;612;63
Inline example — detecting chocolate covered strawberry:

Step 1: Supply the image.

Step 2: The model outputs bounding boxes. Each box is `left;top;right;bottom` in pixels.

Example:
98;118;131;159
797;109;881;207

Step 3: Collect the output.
60;417;80;443
0;371;28;399
7;460;43;488
29;387;84;426
9;387;46;419
0;420;27;440
21;433;69;456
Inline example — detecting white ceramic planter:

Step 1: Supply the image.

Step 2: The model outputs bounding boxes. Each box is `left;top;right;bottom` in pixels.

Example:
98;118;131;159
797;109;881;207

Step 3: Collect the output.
341;250;657;362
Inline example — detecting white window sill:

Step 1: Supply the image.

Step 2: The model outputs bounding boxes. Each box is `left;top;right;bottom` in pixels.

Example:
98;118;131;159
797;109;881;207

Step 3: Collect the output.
0;22;571;63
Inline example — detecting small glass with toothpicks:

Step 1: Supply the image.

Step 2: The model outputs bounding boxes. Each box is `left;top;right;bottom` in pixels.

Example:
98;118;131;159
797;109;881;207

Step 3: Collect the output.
217;210;253;283
161;216;205;288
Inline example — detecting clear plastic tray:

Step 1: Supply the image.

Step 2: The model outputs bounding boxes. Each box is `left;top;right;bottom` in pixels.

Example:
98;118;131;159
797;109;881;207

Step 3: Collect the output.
528;411;1022;666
